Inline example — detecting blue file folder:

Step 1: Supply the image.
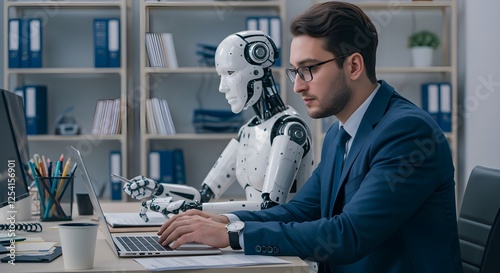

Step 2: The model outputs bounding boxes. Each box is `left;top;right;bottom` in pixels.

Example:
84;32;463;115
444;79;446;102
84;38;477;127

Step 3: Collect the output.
109;151;122;200
8;19;21;68
24;85;48;135
20;19;31;68
29;18;42;68
107;19;120;67
94;18;109;67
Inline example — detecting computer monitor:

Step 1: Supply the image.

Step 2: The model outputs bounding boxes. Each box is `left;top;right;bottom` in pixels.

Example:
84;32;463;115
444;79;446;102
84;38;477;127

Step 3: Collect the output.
0;89;32;221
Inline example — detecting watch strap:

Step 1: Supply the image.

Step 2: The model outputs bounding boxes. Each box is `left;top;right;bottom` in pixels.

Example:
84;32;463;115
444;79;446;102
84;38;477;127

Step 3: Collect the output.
228;231;241;250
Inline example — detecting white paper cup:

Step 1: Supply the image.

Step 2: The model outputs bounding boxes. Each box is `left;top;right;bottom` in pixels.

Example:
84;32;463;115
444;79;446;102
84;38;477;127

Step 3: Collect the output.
58;222;98;270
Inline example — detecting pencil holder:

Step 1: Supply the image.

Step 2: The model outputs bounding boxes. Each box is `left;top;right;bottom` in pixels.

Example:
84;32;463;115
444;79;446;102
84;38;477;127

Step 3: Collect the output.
37;176;74;221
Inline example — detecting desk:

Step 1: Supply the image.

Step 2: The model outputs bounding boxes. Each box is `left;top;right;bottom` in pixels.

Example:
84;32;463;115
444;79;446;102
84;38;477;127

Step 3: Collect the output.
2;202;309;273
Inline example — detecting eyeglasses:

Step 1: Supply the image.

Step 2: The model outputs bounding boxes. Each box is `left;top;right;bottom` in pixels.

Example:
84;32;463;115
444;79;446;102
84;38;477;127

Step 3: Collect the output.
286;56;345;83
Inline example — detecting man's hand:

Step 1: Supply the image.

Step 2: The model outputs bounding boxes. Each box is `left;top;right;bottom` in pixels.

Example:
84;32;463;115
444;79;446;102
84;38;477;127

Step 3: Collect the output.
157;210;230;249
123;175;159;199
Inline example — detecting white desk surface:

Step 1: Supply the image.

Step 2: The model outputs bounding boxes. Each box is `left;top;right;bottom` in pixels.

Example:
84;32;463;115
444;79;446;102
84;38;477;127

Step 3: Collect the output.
2;201;309;273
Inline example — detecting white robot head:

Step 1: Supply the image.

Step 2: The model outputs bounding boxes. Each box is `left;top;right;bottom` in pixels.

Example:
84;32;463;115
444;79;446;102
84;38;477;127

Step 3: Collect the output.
215;30;279;113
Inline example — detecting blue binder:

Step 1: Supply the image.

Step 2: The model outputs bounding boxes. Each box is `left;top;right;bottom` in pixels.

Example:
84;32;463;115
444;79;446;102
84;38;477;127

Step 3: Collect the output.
93;18;109;67
107;19;120;67
20;19;31;68
149;150;175;184
439;83;452;132
421;83;440;125
23;85;48;135
8;19;21;68
173;149;186;185
109;151;122;200
29;18;42;68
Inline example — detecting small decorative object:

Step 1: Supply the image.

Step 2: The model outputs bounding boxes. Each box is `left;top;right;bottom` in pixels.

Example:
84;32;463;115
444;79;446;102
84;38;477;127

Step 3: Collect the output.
408;30;440;67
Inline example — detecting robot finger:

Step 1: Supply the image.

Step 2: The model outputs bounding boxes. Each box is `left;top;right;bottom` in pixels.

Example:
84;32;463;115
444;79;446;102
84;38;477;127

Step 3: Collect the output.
140;201;150;222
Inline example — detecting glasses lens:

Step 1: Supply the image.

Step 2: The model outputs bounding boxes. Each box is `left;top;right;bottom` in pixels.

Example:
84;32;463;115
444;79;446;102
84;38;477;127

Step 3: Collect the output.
298;67;312;82
286;69;297;82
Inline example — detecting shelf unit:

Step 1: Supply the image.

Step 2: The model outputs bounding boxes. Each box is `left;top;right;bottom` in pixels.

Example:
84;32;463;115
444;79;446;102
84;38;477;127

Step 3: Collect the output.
3;0;128;199
139;0;287;193
312;1;458;181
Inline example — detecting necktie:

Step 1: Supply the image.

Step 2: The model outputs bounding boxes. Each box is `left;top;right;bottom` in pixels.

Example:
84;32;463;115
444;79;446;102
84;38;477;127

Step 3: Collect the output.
332;126;351;200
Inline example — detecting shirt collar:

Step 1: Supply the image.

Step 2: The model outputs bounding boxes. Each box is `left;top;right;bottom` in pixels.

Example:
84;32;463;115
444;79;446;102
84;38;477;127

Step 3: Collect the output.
339;83;381;140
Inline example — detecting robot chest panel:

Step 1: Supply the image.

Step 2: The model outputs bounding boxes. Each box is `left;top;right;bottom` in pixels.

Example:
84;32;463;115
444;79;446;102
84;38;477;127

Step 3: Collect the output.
236;124;272;188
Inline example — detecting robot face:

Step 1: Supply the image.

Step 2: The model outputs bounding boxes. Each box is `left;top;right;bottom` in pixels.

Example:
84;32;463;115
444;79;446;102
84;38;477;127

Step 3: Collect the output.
216;31;276;113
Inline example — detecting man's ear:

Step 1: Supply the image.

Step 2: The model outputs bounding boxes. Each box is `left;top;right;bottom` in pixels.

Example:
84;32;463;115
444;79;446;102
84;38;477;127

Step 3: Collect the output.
346;53;364;81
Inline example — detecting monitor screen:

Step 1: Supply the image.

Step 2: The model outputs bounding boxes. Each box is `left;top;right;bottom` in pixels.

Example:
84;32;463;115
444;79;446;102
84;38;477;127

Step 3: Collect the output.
0;89;31;209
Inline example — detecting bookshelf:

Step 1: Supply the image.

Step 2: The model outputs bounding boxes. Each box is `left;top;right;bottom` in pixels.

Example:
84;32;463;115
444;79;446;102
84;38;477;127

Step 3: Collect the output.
3;0;128;200
138;0;287;195
312;1;458;183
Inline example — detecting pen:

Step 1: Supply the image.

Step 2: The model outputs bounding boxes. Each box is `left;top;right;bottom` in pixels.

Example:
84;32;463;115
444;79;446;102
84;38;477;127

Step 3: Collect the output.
45;154;63;219
52;158;71;216
28;160;46;213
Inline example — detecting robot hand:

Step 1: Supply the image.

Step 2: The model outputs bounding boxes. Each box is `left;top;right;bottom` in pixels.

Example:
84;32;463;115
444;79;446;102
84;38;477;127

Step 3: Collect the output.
139;196;202;222
123;175;159;200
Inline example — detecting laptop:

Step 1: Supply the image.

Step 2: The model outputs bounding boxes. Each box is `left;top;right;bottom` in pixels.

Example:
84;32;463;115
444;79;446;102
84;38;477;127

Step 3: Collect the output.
69;146;221;257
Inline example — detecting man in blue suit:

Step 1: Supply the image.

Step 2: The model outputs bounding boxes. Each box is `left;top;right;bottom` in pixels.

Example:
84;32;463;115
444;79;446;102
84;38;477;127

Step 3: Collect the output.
156;2;463;272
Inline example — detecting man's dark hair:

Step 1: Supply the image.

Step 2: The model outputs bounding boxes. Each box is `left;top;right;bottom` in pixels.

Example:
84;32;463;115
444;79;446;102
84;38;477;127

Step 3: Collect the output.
290;1;378;83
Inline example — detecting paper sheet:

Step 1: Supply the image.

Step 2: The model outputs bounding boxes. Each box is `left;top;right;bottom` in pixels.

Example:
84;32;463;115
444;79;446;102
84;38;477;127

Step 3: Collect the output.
134;254;291;271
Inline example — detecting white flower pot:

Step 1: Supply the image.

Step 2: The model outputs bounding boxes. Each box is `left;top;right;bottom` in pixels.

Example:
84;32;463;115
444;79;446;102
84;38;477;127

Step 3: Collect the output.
411;46;434;67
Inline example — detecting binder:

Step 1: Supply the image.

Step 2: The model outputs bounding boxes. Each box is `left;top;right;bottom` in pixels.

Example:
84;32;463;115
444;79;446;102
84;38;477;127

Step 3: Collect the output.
110;151;122;200
107;19;120;67
24;85;48;135
8;19;21;68
246;17;258;31
149;151;161;182
173;149;186;185
93;18;109;67
29;18;42;68
258;17;269;36
14;87;24;104
149;150;175;184
439;83;452;132
269;16;281;66
421;83;440;125
20;19;31;68
160;150;175;184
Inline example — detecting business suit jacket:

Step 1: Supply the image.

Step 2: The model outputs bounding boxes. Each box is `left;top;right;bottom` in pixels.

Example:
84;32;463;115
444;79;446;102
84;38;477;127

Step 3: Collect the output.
233;80;463;273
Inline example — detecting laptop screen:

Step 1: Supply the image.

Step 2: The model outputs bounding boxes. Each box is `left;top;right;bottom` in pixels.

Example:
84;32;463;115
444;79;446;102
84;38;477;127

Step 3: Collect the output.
70;146;119;257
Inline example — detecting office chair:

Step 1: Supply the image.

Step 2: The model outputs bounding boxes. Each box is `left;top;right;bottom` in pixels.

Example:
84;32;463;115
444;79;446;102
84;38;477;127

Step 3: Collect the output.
458;166;500;273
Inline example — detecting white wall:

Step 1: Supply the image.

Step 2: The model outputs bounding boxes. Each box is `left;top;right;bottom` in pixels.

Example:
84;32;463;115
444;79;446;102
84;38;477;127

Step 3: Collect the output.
459;0;500;203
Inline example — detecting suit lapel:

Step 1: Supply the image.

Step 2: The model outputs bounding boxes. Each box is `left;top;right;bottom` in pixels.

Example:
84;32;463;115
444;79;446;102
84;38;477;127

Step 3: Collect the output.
327;81;396;215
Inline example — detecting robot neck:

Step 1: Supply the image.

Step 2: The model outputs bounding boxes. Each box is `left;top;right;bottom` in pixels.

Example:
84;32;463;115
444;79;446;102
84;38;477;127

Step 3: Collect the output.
251;68;287;122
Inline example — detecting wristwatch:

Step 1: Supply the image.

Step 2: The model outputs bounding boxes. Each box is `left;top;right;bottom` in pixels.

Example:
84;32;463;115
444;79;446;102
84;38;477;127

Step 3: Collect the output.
226;221;245;250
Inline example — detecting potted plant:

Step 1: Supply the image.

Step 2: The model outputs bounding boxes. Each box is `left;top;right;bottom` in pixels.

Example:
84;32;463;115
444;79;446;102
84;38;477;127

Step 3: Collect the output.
408;30;440;67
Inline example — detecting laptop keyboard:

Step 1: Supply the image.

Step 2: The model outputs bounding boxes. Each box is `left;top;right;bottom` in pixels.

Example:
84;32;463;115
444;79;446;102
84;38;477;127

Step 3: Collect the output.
116;235;173;252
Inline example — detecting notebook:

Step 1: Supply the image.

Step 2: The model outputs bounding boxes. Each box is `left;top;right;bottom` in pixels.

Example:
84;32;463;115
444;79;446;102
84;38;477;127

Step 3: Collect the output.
69;146;221;257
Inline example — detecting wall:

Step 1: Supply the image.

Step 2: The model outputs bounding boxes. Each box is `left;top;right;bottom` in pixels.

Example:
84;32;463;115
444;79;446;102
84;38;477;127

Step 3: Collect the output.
460;0;500;204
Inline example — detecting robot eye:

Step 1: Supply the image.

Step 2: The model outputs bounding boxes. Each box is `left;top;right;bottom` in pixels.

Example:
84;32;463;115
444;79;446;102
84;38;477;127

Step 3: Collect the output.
227;71;235;75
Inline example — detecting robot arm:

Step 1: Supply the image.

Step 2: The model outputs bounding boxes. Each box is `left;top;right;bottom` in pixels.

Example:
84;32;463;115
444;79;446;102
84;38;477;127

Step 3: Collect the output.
261;121;308;208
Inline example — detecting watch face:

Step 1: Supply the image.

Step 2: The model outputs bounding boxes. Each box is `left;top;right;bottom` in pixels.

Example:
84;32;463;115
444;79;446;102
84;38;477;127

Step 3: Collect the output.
227;221;245;232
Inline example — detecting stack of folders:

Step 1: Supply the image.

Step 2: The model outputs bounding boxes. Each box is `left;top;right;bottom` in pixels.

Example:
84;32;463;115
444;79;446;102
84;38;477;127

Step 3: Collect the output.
192;109;244;133
146;98;176;135
91;98;122;135
145;33;178;68
8;18;43;68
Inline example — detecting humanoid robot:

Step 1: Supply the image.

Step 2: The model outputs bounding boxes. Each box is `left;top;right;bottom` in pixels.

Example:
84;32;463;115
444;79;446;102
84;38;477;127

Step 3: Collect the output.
124;30;314;221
